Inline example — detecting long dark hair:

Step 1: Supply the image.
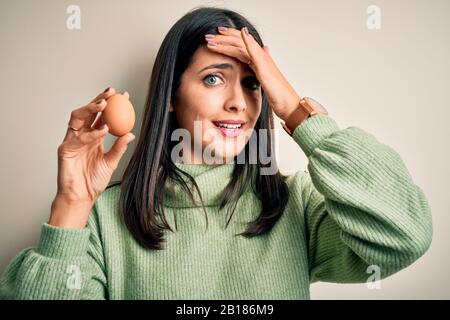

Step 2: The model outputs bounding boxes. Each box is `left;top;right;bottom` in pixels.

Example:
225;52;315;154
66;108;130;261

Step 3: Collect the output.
115;6;290;250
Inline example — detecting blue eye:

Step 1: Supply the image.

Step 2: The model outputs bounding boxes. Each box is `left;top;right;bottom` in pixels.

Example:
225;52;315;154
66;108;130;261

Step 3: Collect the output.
203;74;222;86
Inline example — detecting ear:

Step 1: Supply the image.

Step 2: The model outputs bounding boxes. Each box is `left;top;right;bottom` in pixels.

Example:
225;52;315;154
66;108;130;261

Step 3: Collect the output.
169;103;174;112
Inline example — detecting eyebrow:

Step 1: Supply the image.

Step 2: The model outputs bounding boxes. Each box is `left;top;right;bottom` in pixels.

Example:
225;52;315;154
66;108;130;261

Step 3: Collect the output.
198;63;255;75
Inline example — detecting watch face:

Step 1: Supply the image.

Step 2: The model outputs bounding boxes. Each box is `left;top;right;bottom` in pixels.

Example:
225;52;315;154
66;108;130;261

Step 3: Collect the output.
305;97;328;115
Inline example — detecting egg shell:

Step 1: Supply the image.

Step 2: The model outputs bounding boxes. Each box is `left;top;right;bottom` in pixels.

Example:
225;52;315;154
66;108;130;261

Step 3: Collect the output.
100;93;135;137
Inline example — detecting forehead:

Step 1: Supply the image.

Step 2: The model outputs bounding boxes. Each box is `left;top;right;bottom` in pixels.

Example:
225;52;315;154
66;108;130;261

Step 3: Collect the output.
189;45;255;75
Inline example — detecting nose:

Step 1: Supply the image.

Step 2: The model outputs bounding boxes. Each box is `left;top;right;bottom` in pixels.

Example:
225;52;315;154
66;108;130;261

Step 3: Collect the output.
224;82;247;113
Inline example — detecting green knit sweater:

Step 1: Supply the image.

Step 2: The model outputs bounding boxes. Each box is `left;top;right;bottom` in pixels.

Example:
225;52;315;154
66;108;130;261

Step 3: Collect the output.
0;115;433;299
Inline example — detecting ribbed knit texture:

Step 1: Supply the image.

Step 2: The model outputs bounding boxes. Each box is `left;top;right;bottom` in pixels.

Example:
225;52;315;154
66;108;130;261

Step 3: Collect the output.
0;115;433;299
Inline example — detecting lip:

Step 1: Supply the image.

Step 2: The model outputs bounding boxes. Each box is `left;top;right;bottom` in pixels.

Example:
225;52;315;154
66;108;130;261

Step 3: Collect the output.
212;119;246;125
212;120;245;138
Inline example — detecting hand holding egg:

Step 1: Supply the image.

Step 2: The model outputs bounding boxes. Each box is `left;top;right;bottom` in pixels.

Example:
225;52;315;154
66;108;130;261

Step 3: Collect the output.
50;87;136;229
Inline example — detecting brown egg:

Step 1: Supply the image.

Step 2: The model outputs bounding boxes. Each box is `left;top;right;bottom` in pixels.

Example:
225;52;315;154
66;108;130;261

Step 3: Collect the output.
100;93;135;137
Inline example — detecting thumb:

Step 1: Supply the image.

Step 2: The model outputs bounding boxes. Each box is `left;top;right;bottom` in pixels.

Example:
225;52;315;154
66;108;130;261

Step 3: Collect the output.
104;132;135;170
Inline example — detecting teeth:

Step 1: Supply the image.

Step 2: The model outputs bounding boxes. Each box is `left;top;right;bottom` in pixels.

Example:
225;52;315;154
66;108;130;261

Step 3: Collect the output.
215;123;242;129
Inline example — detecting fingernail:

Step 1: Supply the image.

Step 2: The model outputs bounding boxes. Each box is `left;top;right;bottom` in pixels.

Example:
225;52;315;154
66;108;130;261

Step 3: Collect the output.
207;40;218;46
243;27;249;35
96;99;104;104
104;87;111;93
218;26;228;32
205;34;215;38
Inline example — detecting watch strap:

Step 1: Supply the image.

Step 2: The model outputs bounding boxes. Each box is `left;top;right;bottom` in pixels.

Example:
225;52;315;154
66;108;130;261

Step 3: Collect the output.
281;99;311;135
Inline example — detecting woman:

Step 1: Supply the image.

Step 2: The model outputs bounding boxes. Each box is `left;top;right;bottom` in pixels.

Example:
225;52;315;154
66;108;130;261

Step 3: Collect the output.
0;7;432;299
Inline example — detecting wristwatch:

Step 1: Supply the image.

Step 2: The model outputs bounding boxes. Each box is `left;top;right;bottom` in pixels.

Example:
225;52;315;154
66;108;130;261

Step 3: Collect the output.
281;97;328;135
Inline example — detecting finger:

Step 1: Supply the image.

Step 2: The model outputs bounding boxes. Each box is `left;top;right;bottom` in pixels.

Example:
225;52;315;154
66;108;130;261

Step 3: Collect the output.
123;91;130;100
205;34;243;48
241;27;265;70
91;113;105;130
65;124;109;149
90;87;116;104
65;99;107;141
78;125;109;145
77;87;114;132
84;99;107;130
104;133;136;171
217;26;241;37
67;99;107;130
206;41;250;65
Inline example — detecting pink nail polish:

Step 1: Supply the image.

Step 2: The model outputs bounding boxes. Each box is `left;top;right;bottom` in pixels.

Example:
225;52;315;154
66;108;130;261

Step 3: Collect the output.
218;26;228;32
243;27;249;35
207;40;218;46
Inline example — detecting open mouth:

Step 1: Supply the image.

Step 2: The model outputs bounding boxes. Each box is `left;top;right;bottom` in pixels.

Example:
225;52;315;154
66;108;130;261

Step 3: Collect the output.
212;121;244;138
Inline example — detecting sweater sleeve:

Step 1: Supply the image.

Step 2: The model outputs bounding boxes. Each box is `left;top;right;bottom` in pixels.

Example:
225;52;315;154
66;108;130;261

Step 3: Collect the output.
0;202;107;299
290;114;433;283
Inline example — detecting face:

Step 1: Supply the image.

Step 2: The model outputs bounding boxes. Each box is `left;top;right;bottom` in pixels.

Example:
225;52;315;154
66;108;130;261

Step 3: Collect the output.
170;45;262;164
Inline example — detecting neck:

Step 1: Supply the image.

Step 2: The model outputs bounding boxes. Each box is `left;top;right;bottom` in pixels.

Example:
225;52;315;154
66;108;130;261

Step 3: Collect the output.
164;158;238;208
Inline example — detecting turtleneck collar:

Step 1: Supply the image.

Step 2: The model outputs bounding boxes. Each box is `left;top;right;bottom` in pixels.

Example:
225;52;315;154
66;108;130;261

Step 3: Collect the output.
163;160;237;208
